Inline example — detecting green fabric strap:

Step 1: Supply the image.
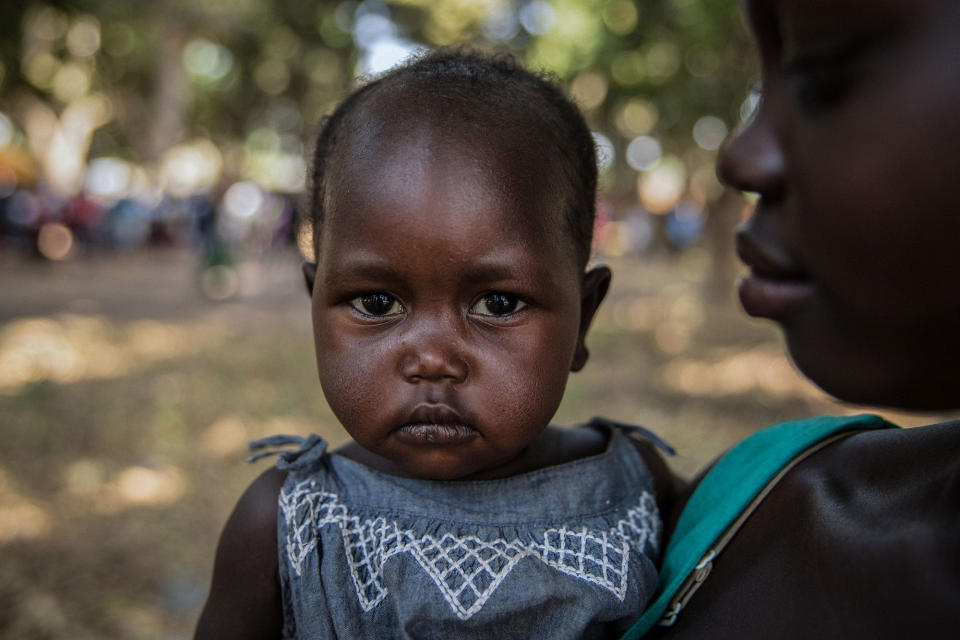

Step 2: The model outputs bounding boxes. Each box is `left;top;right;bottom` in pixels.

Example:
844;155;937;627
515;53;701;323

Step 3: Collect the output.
620;414;897;639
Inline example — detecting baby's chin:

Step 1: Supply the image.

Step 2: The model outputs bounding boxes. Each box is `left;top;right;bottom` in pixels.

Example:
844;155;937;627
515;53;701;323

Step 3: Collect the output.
393;448;527;481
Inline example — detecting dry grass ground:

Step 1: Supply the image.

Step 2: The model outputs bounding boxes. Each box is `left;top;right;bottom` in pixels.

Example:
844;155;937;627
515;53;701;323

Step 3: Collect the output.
0;247;953;639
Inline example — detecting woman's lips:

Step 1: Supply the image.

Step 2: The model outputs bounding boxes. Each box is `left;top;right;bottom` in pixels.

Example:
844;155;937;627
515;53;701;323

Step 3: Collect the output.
393;423;479;445
735;232;814;320
737;272;815;320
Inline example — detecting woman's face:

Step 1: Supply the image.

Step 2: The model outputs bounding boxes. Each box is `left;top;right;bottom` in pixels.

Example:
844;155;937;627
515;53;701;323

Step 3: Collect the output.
719;0;960;409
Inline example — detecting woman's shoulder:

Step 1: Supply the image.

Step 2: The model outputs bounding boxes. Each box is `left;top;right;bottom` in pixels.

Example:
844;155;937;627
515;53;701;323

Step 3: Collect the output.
781;419;960;543
657;419;960;639
788;418;960;510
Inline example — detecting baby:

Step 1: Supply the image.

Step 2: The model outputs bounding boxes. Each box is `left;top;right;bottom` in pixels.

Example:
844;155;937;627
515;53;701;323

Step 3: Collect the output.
196;49;673;640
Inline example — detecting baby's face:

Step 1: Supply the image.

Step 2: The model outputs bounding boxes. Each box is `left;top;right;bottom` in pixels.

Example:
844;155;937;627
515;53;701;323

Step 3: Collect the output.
309;124;598;479
720;0;960;409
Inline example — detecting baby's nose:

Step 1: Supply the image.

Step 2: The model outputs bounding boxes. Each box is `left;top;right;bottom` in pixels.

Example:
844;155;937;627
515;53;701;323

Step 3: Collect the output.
399;348;469;383
397;315;469;383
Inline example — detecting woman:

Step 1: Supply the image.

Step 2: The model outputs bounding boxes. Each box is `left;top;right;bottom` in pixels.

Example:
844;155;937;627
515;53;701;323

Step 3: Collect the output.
622;0;960;637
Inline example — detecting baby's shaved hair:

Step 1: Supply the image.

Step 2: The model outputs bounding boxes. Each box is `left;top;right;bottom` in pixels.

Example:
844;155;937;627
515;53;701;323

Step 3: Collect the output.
305;48;598;269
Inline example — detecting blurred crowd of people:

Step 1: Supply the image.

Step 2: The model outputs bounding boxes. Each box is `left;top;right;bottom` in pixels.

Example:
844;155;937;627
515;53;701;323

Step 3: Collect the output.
0;180;299;262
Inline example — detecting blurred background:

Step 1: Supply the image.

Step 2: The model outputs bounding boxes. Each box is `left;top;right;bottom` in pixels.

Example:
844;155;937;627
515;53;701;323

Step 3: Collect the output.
0;1;955;638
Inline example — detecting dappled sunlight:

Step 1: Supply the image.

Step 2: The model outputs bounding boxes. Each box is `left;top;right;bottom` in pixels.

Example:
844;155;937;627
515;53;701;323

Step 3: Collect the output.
0;468;52;543
94;465;188;513
111;465;187;506
63;458;106;496
661;345;816;399
200;413;346;461
255;414;321;439
1;251;956;640
60;459;191;513
0;314;227;393
200;415;249;459
0;501;53;543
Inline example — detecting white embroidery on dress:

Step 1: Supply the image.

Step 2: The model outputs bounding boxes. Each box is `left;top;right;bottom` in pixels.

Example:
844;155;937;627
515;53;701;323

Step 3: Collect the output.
279;479;659;620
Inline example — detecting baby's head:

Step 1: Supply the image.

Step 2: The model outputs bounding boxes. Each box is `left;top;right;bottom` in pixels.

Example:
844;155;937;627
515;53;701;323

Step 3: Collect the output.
302;50;610;480
720;0;960;410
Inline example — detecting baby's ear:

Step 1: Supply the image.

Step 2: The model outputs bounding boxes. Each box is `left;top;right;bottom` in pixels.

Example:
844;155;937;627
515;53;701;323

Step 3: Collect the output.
571;265;611;372
301;261;317;296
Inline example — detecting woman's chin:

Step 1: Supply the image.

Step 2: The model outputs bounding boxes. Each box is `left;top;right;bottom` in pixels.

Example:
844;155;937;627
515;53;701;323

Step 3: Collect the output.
785;330;957;411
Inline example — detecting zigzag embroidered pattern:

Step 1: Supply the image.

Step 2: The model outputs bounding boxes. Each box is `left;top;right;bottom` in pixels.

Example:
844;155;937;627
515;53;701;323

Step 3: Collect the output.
280;479;659;620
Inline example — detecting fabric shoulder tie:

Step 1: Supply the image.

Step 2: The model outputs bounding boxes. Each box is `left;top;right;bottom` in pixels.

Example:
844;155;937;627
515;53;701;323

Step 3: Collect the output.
247;433;328;471
588;416;676;456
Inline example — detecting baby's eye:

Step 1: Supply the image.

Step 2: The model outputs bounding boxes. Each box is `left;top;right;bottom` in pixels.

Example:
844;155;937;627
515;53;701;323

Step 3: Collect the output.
350;293;404;316
470;293;527;317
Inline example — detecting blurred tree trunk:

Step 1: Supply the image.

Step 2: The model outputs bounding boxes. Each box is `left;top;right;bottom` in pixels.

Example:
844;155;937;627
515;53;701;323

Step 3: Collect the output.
147;7;188;162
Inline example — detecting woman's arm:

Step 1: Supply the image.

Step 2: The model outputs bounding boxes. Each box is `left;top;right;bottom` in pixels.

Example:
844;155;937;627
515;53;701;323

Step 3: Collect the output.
194;467;288;640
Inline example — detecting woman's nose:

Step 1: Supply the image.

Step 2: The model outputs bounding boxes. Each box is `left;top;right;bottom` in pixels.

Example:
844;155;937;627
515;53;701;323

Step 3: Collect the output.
716;107;786;201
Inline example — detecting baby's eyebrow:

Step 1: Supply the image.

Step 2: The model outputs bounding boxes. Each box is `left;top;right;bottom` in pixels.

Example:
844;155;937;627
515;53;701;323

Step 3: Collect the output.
325;256;533;286
324;259;401;284
459;262;527;285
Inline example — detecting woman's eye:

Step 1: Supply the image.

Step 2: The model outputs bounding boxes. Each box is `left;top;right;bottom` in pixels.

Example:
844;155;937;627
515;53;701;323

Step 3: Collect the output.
783;45;862;115
471;293;527;317
787;68;850;114
350;293;403;316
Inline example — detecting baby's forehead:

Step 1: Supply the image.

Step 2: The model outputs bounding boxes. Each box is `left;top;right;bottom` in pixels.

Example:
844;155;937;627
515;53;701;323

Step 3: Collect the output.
330;101;564;216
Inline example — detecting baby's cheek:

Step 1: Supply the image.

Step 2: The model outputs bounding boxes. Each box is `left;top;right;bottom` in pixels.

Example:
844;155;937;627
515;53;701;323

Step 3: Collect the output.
317;345;385;424
494;357;569;425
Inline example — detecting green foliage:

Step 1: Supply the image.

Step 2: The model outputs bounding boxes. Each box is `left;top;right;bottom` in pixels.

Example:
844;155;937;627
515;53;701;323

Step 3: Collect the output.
0;0;756;192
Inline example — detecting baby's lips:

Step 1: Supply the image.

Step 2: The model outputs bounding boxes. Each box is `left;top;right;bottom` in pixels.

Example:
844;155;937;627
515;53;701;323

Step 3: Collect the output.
404;402;469;427
393;423;479;445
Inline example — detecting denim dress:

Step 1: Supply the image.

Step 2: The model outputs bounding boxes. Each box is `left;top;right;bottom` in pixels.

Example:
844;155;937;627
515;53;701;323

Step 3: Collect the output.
252;418;665;640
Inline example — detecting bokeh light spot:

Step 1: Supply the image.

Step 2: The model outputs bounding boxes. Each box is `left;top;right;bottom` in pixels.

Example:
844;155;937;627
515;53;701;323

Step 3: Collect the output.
23;52;59;90
615;99;659;137
223;181;264;220
201;265;240;301
625;136;662;171
610;50;645;86
684;47;720;78
483;6;520;42
254;59;290;95
201;416;248;458
693;115;728;151
571;71;608;110
638;156;686;214
66;16;101;58
183;39;233;82
520;0;556;35
112;465;187;507
645;42;681;81
37;223;74;260
85;157;131;200
602;0;639;36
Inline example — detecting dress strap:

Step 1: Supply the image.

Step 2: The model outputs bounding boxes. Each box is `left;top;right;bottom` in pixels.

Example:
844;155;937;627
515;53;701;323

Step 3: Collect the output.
247;433;328;471
588;417;676;456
